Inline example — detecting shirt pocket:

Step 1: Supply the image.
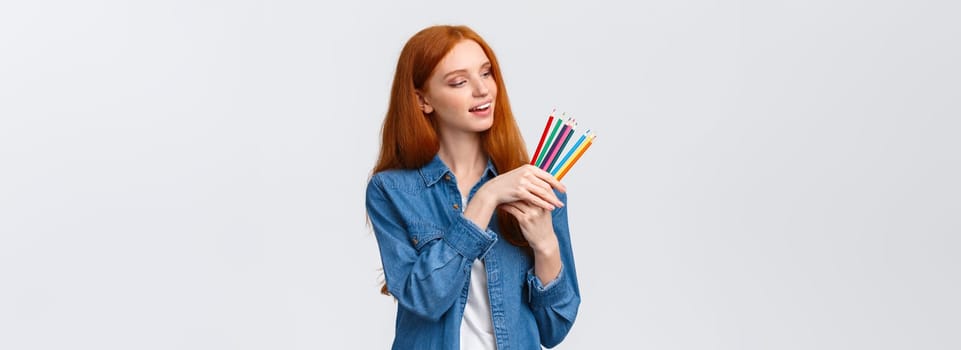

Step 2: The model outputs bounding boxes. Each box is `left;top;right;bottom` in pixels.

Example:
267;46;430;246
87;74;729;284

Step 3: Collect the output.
406;221;445;252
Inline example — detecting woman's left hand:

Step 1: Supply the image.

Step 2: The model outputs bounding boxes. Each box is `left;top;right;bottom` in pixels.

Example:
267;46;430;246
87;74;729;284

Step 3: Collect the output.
500;200;558;254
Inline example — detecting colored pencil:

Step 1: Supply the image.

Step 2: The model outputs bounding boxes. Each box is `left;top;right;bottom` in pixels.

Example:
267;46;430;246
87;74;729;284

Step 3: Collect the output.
535;115;564;168
530;111;555;165
550;129;590;176
543;119;574;171
556;134;595;180
547;119;577;172
556;133;593;176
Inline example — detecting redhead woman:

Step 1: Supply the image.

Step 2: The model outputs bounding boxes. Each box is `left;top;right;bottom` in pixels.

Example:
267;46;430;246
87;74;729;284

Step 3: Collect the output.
366;25;580;349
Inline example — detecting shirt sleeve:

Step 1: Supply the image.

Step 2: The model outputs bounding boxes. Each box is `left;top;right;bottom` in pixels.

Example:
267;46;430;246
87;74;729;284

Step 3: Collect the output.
526;190;581;348
366;175;498;321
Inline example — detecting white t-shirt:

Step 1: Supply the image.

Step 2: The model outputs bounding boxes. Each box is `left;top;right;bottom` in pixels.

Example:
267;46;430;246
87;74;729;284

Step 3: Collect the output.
459;195;497;349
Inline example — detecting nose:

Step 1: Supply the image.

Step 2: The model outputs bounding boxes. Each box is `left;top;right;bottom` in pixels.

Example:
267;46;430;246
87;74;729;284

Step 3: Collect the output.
472;77;490;97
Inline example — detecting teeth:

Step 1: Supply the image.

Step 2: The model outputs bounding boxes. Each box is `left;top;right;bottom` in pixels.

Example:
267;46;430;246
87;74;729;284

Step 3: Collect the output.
471;102;491;111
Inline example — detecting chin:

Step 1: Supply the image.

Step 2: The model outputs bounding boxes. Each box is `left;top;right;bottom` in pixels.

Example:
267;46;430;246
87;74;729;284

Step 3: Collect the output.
471;118;494;132
463;113;494;132
474;125;494;133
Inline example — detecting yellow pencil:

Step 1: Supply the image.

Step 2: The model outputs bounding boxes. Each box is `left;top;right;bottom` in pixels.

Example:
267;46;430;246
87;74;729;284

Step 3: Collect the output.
555;134;593;178
556;134;595;180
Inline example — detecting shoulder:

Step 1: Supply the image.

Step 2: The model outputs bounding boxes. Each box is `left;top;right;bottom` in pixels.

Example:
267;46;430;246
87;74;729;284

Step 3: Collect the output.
367;169;425;196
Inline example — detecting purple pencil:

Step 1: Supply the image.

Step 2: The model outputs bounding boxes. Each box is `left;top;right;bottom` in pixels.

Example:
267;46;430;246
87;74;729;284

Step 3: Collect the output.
540;119;573;171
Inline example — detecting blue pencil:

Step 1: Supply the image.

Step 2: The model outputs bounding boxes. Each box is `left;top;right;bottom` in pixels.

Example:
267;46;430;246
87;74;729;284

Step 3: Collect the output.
551;129;590;176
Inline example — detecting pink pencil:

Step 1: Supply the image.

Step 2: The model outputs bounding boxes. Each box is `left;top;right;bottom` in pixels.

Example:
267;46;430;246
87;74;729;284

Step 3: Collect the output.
540;119;573;171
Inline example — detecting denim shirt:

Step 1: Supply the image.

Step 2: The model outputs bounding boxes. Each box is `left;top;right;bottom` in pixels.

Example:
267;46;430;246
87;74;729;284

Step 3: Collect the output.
366;154;581;349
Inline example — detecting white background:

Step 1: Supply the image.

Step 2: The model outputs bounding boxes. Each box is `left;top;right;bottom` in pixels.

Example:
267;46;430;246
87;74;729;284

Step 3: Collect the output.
2;0;959;349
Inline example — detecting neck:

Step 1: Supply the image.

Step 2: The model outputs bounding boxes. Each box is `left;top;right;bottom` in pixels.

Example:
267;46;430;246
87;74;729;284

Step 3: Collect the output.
437;132;486;179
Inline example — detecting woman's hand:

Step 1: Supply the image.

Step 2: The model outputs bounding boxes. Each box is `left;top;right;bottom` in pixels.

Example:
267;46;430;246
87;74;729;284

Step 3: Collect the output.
499;200;558;252
463;165;565;233
478;164;566;211
500;200;562;285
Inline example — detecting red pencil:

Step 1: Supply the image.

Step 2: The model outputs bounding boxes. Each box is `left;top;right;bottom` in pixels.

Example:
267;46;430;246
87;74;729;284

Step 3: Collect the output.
530;110;555;165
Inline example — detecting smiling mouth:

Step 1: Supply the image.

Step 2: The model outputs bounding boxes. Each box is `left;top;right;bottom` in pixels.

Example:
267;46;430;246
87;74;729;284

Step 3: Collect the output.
469;102;492;112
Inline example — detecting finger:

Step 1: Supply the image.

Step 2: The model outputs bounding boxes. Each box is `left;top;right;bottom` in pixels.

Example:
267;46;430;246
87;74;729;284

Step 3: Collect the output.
500;204;524;219
533;176;553;194
529;165;567;193
524;191;556;211
526;180;563;208
516;200;550;216
508;200;535;212
502;202;524;214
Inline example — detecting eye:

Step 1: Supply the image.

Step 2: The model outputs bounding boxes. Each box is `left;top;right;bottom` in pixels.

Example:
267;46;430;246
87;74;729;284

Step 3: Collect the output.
482;70;493;78
449;80;467;87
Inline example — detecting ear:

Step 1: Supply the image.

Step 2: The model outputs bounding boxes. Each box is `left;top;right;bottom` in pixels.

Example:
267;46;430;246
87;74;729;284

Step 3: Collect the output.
415;90;434;114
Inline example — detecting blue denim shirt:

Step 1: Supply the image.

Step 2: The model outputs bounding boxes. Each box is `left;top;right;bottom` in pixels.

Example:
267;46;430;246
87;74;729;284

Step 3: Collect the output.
366;154;581;349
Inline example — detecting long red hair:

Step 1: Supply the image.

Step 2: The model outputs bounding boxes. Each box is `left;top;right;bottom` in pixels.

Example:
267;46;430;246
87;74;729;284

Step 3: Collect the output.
371;25;531;295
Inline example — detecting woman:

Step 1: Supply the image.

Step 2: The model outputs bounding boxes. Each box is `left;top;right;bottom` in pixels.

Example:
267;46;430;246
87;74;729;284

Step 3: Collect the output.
366;25;580;349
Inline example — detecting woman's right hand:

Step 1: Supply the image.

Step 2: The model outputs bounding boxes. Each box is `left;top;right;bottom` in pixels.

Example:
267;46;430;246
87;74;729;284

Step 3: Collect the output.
479;164;566;210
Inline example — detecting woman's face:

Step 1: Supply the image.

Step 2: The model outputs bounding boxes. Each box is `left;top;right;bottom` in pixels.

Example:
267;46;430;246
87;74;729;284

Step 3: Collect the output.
418;40;498;137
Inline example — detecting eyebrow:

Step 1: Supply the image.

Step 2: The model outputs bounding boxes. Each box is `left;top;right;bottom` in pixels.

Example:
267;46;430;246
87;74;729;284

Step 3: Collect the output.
443;62;492;79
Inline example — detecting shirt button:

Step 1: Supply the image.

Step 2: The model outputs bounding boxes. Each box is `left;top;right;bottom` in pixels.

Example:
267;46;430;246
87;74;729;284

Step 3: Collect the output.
444;174;451;181
453;203;460;210
411;236;419;245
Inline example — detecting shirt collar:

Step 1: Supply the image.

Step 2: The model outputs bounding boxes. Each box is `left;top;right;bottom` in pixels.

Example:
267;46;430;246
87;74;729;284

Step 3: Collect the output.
419;153;499;187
